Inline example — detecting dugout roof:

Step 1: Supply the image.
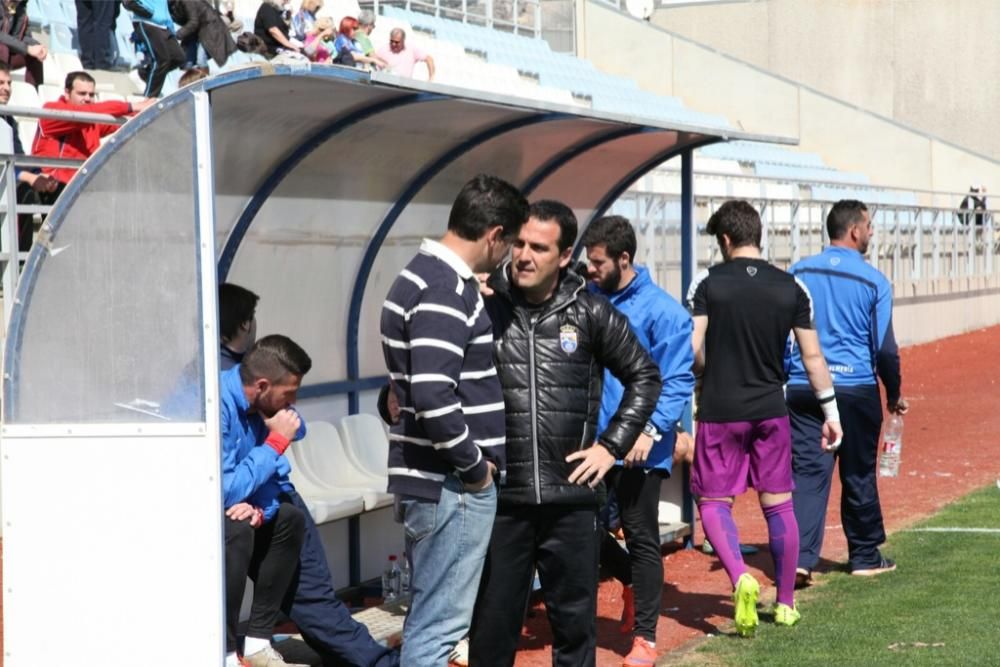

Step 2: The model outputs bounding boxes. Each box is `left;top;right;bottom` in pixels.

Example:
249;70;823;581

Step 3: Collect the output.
2;64;788;422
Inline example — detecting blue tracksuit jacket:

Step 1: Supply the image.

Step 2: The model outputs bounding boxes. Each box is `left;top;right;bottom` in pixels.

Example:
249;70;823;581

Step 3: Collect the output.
593;265;694;473
785;246;901;401
220;365;306;521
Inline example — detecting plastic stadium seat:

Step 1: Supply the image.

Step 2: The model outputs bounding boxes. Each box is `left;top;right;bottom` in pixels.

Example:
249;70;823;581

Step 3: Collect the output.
291;420;392;511
33;0;71;26
47;20;76;54
37;83;62;103
27;0;48;27
336;413;390;480
54;51;82;72
10;81;40;108
115;13;139;67
17;120;37;155
285;456;366;524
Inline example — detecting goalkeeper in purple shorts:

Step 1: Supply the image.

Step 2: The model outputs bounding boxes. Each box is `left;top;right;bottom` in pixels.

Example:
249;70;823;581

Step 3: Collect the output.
686;201;843;636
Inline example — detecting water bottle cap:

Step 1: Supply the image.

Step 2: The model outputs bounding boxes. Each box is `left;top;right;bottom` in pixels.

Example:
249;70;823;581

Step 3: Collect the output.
388;554;397;561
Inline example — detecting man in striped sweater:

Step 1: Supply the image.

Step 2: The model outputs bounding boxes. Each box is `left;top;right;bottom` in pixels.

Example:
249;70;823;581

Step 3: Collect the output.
380;174;529;665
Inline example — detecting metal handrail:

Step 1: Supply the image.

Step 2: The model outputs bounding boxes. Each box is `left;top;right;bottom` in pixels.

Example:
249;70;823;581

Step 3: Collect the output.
2;104;128;126
618;191;999;288
363;0;543;38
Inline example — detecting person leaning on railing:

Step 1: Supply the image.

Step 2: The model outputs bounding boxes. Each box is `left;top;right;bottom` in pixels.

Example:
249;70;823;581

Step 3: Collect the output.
31;70;155;188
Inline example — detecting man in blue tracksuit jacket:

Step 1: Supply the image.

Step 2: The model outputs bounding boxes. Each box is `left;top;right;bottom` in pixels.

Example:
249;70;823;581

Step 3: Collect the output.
582;216;694;662
785;200;909;582
222;335;399;667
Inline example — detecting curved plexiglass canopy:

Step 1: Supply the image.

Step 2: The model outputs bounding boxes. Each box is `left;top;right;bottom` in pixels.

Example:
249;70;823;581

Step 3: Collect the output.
3;64;784;423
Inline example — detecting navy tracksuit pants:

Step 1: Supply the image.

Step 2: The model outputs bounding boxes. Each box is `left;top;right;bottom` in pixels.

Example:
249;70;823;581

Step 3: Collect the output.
283;490;399;667
787;385;887;571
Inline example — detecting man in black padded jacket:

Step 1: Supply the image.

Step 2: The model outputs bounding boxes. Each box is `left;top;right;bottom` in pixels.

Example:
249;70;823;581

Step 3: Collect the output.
469;200;661;667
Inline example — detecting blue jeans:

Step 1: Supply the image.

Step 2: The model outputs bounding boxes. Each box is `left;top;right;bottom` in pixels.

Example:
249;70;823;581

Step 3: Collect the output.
397;474;497;665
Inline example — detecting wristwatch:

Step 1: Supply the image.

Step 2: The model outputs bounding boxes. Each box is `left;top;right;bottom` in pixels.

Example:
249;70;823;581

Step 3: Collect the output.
642;421;662;442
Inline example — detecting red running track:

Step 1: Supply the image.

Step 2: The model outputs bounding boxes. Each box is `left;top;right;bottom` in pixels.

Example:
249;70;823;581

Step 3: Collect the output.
512;325;1000;666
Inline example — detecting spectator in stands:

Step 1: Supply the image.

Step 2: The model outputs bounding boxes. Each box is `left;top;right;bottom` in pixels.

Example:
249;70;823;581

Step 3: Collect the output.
380;174;528;665
290;0;322;42
229;31;269;66
0;0;46;89
32;71;155;187
76;0;123;72
0;62;60;253
303;17;334;63
221;335;309;667
254;0;302;58
581;215;694;665
125;0;186;97
686;200;842;636
170;0;237;69
470;201;661;666
220;282;258;370
959;185;989;226
178;66;208;86
376;28;434;80
223;334;401;667
354;10;377;57
786;200;908;584
332;17;386;69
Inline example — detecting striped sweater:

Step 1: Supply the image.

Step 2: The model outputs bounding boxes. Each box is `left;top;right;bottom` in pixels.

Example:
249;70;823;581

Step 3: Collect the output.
380;239;506;501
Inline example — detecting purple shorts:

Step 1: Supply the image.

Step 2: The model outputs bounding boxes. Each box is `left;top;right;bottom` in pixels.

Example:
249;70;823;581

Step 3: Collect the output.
690;417;794;497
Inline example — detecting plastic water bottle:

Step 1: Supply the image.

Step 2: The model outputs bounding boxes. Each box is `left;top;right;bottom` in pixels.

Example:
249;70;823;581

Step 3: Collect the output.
399;555;411;598
879;414;904;477
382;555;401;602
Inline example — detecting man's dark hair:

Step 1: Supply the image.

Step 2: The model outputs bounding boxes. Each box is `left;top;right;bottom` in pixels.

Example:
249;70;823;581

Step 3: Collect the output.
236;31;267;55
65;71;96;91
528;199;578;252
219;282;259;341
580;215;636;260
447;174;529;242
826;199;868;241
240;335;312;385
0;62;10;75
706;200;762;249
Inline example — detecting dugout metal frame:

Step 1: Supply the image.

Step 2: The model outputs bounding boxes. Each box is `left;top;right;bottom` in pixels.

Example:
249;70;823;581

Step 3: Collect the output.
0;64;789;665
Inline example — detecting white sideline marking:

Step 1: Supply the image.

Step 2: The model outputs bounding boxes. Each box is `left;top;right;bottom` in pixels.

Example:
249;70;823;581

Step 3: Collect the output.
905;527;1000;533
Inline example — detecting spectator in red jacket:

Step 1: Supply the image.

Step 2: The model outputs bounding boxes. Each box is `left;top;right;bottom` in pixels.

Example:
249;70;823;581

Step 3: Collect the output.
31;71;156;185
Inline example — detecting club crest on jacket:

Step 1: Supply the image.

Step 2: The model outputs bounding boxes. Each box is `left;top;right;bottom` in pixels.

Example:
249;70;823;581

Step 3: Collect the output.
559;324;578;354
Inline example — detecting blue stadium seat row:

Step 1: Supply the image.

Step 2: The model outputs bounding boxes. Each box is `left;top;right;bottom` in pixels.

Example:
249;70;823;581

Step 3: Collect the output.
381;5;731;128
698;140;829;169
754;163;869;185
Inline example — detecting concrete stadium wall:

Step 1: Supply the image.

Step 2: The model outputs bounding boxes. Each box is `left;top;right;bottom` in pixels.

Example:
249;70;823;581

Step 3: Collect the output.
576;1;1000;200
893;274;1000;347
651;0;1000;164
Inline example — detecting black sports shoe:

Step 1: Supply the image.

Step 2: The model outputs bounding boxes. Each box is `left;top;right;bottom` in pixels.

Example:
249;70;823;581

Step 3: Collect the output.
850;556;897;577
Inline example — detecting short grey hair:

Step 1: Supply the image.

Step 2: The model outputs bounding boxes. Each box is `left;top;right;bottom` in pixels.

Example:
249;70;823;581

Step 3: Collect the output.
358;9;375;26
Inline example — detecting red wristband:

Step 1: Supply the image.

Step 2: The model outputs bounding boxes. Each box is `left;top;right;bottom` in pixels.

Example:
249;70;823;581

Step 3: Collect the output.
265;431;291;455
